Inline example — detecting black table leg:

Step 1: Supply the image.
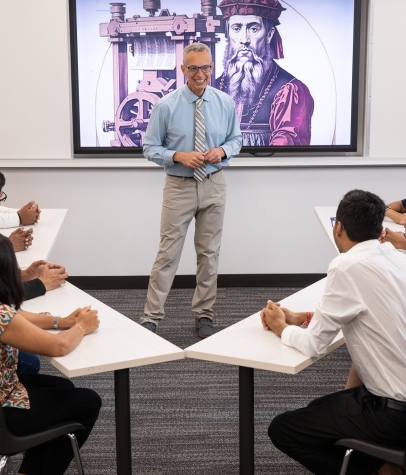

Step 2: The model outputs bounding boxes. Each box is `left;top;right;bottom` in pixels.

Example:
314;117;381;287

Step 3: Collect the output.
114;368;132;475
239;366;254;475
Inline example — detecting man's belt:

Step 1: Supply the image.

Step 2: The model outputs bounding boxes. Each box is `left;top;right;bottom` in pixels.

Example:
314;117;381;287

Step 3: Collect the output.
167;169;222;180
372;395;406;412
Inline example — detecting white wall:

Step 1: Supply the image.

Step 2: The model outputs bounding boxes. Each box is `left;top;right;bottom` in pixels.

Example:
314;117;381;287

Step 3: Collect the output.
0;0;405;277
2;166;405;276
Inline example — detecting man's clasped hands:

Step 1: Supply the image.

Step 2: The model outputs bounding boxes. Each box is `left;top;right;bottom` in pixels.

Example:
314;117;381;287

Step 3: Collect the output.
261;301;310;336
173;147;225;168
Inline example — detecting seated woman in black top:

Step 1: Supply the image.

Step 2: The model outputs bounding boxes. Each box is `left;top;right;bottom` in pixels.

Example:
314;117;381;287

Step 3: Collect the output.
0;234;101;475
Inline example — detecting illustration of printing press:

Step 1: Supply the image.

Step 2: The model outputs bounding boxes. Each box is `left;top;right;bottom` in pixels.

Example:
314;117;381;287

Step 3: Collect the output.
100;0;224;147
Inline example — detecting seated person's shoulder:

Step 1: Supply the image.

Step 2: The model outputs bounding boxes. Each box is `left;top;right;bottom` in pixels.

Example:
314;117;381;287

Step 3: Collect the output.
0;303;16;325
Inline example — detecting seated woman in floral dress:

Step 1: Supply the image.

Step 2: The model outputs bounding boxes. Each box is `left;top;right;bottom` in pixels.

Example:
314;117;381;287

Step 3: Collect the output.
0;234;101;475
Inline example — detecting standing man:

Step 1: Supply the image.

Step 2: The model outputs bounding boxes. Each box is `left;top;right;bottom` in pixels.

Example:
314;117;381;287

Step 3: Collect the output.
261;190;406;475
141;43;242;338
217;0;314;147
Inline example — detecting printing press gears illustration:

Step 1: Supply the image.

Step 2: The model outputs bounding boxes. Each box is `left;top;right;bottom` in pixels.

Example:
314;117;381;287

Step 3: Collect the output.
100;0;224;147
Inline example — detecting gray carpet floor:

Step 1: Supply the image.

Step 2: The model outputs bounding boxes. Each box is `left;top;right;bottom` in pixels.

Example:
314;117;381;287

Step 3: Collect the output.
12;287;352;474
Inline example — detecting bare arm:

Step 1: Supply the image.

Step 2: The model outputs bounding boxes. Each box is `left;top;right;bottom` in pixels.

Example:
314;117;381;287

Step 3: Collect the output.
18;308;82;330
385;200;406;225
381;228;406;250
0;307;99;357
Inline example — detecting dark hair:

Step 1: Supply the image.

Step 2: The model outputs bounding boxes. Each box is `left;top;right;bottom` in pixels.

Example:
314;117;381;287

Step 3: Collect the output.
0;235;24;309
0;172;5;190
336;189;385;242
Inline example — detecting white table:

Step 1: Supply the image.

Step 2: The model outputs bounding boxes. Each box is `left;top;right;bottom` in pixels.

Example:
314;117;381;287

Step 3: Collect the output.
0;209;68;269
314;206;406;254
185;278;344;475
22;282;184;475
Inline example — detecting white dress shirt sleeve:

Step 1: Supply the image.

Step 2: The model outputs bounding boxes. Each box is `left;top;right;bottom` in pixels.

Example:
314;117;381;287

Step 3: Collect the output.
281;266;367;358
0;206;20;228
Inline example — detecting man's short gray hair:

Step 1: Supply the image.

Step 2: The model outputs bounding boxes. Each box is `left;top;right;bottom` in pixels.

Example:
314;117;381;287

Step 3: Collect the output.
183;43;212;64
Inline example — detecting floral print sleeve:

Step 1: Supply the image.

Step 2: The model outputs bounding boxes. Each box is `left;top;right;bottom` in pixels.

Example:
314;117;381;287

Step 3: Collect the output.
0;304;30;409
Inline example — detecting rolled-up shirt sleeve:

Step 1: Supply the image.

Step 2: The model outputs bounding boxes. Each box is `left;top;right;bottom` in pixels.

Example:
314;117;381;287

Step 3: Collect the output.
0;206;20;229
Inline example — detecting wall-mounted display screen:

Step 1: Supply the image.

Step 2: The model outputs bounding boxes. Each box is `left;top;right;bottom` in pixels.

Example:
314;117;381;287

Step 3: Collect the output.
69;0;363;156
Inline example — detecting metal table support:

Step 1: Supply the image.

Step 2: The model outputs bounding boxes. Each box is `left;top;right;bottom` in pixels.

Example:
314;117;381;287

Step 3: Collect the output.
239;366;255;475
114;368;132;475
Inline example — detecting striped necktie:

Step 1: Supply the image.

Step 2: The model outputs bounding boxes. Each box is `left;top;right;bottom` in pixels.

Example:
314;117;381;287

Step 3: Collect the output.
194;98;207;182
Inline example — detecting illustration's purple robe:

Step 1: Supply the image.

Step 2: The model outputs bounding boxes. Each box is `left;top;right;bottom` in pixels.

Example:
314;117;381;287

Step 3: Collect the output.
217;62;314;147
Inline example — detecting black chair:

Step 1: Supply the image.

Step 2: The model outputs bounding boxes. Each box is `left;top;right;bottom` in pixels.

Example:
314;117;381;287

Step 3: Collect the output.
335;438;406;475
0;405;85;475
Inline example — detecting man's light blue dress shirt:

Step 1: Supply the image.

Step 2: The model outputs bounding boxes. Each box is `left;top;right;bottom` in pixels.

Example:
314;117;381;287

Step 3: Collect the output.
143;83;242;176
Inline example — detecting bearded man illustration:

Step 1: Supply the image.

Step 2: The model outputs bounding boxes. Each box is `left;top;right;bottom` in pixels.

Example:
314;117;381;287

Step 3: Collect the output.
217;0;314;146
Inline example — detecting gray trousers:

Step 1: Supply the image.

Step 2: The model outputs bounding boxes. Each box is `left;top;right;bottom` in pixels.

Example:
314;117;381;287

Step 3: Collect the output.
140;170;226;325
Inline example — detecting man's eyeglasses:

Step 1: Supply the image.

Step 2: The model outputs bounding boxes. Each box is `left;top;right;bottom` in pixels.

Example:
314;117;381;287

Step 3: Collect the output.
0;191;7;203
330;217;344;229
183;64;212;74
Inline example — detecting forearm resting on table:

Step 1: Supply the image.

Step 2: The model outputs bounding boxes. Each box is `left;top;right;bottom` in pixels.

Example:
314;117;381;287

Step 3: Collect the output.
385;201;406;224
0;313;85;357
18;309;59;329
18;309;72;330
289;312;313;326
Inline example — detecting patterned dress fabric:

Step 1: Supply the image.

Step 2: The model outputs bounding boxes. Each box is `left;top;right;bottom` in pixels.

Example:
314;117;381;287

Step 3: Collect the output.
0;303;30;409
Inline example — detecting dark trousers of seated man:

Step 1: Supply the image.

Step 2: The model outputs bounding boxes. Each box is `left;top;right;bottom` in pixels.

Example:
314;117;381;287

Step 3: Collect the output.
268;385;406;475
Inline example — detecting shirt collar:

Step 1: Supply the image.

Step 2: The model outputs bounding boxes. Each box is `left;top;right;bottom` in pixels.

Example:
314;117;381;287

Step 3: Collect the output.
347;239;384;255
182;83;211;104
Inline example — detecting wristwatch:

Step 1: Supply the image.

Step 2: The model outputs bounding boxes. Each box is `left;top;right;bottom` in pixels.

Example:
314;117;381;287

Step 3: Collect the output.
53;316;60;329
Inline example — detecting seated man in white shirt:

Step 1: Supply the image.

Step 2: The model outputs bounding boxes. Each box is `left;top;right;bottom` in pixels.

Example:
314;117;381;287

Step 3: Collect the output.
261;189;406;475
0;171;40;252
0;171;41;227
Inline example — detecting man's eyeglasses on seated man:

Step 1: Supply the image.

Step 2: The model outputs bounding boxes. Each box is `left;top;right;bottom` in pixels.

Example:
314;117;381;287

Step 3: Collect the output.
330;217;344;229
0;191;7;203
183;64;212;73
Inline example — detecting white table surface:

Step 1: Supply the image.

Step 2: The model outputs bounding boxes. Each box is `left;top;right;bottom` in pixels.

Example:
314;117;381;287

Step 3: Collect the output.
314;206;406;255
185;278;344;374
0;209;68;269
21;282;184;377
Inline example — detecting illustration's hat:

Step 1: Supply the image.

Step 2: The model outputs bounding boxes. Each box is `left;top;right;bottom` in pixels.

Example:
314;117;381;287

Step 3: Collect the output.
218;0;286;25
